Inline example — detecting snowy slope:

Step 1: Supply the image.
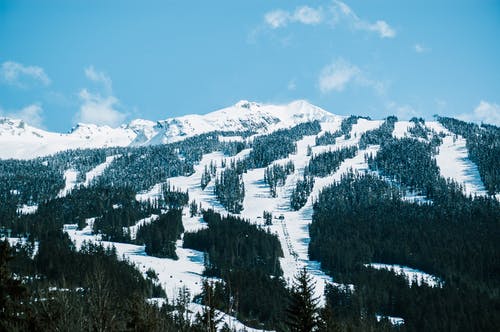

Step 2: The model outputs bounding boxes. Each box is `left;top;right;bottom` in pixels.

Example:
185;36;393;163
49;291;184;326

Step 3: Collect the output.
426;121;489;197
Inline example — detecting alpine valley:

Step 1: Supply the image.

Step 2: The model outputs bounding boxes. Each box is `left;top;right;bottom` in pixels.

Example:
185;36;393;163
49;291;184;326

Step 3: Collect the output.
1;100;499;331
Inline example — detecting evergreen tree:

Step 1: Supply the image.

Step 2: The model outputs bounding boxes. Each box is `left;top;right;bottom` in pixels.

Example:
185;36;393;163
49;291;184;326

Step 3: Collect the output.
286;267;321;332
0;241;29;331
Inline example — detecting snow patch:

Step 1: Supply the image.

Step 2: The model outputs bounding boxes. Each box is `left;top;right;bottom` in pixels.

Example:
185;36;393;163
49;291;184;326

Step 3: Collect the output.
365;263;443;288
376;314;405;326
16;204;38;215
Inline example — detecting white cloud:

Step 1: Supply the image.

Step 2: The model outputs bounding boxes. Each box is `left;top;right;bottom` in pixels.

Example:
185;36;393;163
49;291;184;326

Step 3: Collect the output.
264;6;323;29
367;20;396;38
287;79;297;91
319;59;360;93
265;10;289;28
318;58;384;94
261;2;395;42
414;43;429;53
293;6;323;25
85;65;112;93
457;101;500;126
75;89;126;127
76;66;127;127
331;1;396;38
0;103;45;128
0;61;51;87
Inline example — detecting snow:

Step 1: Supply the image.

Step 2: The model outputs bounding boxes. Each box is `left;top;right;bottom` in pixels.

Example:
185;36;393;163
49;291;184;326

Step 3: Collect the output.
0;100;339;159
365;263;443;288
16;204;38;215
392;121;413;139
63;222;205;301
187;303;274;332
426;122;490;198
57;169;78;197
218;135;244;142
148;299;274;332
1;236;39;258
0;118;135;159
126;214;159;240
83;155;119;186
376;314;405;326
56;155;118;198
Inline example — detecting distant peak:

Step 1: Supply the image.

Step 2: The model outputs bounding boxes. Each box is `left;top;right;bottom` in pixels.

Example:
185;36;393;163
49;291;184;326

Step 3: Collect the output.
0;117;26;129
234;100;261;109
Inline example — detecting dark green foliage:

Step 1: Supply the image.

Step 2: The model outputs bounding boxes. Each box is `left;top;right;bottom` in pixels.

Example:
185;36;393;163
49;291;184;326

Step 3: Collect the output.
214;166;245;213
315;130;341;146
368;138;440;195
136;209;184;259
185;210;288;330
200;162;216;190
309;172;500;331
290;175;315;210
408;117;429;139
162;183;189;209
183;210;283;277
0;158;64;205
438;116;500;195
286;267;321;332
0;241;29;331
248;121;321;168
308;146;357;177
264;161;295;197
93;202;155;242
194;280;222;332
315;115;364;145
198;270;290;331
190;200;199;217
96;144;193;192
263;210;273;225
40;147;108;182
359;116;397;148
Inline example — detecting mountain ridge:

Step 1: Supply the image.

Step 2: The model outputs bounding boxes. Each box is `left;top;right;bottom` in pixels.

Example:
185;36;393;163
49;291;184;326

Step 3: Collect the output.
0;100;340;159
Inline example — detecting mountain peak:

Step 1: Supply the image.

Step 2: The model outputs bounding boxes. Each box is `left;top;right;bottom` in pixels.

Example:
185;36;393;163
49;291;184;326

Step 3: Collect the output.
234;100;261;109
0;100;340;159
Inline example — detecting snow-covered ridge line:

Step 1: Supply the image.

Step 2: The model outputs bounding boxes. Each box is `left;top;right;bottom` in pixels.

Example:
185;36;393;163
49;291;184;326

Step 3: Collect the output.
0;100;339;160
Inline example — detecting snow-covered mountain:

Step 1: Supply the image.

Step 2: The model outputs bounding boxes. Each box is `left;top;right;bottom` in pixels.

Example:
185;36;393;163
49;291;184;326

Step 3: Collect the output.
0;100;338;159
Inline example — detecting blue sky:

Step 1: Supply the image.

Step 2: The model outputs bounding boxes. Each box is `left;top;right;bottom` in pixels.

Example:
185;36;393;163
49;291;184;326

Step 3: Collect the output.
1;0;499;131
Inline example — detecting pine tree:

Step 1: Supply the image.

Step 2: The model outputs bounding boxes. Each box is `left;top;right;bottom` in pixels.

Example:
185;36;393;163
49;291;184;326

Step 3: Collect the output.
0;240;28;331
286;267;321;332
195;280;222;332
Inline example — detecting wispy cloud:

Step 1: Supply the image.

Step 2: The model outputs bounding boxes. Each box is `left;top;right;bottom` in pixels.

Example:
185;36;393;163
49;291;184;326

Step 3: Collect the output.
76;89;126;127
75;66;127;127
318;58;384;94
84;65;112;93
414;43;430;53
262;2;395;39
319;59;360;93
457;101;500;126
0;103;45;128
265;6;323;29
331;0;396;38
0;61;51;87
